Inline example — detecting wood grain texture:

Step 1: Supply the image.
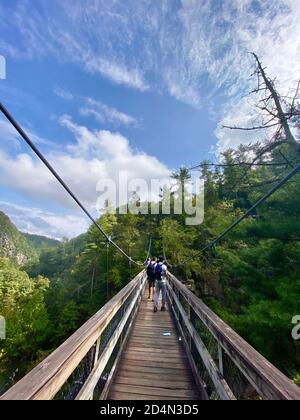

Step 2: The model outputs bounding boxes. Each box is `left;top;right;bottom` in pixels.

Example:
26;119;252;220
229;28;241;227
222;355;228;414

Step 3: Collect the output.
108;291;200;400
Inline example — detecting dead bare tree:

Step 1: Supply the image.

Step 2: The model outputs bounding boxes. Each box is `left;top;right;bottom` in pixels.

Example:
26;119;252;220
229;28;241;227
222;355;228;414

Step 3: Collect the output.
223;53;300;155
218;53;300;192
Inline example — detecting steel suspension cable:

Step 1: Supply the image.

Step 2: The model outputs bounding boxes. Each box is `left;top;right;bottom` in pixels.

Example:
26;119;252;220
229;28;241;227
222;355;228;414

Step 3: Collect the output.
0;102;141;266
145;236;153;261
174;160;300;267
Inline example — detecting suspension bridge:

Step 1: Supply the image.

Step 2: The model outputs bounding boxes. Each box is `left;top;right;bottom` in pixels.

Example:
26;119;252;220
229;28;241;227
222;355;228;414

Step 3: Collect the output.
1;103;300;400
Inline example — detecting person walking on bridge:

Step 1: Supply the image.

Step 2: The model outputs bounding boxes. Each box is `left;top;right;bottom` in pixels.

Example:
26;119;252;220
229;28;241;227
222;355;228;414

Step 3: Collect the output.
146;257;156;301
154;256;167;313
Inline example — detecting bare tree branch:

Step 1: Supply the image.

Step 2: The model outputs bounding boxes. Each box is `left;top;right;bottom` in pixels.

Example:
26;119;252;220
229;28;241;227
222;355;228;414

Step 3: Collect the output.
222;122;280;131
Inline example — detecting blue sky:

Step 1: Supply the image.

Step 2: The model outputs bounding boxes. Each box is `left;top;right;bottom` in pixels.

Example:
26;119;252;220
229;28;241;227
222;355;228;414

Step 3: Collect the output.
0;0;299;239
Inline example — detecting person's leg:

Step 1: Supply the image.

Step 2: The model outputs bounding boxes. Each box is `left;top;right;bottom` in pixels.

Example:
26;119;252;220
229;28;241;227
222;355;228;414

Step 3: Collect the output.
151;283;155;301
154;281;159;311
148;280;151;299
161;282;167;310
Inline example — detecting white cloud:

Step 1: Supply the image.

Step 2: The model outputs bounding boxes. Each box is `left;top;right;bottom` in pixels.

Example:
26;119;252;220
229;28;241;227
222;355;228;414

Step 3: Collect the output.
79;98;139;127
53;88;139;127
0;117;171;218
54;87;74;101
0;201;89;239
163;69;201;108
84;57;149;91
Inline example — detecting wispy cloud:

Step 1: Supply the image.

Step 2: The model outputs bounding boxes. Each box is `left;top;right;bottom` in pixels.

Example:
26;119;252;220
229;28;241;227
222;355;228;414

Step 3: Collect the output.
54;86;74;101
1;0;299;138
79;98;139;127
54;87;139;127
0;115;55;149
84;57;149;92
0;1;149;92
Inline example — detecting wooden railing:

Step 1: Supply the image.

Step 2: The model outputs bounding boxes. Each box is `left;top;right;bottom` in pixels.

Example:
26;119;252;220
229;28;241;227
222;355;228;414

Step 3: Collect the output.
0;271;147;400
167;272;300;400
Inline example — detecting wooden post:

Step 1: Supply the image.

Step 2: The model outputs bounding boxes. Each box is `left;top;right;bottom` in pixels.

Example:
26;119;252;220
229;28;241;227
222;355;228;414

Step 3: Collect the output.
93;336;101;368
218;343;224;377
189;305;197;352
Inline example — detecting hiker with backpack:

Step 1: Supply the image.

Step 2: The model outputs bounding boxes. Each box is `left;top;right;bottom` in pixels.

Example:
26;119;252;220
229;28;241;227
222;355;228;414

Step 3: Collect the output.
146;257;156;301
154;256;167;312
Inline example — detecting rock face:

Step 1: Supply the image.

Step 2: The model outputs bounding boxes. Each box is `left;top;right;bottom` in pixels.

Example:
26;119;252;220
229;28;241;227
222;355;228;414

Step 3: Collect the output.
0;232;32;265
0;211;37;265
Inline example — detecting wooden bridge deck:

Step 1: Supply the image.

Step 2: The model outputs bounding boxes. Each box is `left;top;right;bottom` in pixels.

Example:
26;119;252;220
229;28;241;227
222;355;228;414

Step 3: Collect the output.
108;290;201;400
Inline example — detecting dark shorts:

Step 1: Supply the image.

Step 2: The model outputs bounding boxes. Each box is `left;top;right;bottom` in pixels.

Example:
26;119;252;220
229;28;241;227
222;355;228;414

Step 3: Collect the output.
147;277;155;288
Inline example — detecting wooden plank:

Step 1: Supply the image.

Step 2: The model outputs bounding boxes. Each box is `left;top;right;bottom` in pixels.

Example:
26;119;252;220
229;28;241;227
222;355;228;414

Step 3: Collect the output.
129;331;178;339
132;327;179;337
129;336;180;345
121;357;189;370
128;346;184;356
137;316;170;321
117;369;193;381
115;376;196;390
129;335;179;343
132;323;176;329
130;334;179;347
130;328;178;335
124;351;186;363
121;363;190;376
109;392;192;401
129;337;179;345
132;328;173;334
110;384;199;399
129;333;179;341
134;318;170;328
127;343;179;351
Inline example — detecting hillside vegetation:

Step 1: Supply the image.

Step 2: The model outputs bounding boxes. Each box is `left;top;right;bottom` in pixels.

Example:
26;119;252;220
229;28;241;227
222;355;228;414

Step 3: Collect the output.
22;233;60;255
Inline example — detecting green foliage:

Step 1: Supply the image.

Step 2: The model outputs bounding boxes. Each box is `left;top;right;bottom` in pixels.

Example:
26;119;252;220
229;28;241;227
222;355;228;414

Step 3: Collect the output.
22;233;60;255
294;375;300;387
0;258;49;373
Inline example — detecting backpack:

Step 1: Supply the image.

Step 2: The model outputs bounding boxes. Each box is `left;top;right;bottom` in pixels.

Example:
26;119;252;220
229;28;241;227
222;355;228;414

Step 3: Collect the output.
155;263;164;281
147;262;155;277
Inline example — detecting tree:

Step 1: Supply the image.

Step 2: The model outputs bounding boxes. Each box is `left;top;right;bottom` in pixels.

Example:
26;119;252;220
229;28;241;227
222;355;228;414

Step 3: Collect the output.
0;258;49;373
223;53;300;158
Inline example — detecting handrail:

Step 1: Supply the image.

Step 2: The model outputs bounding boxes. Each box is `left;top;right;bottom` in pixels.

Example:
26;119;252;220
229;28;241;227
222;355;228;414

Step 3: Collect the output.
167;272;300;400
0;270;147;400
